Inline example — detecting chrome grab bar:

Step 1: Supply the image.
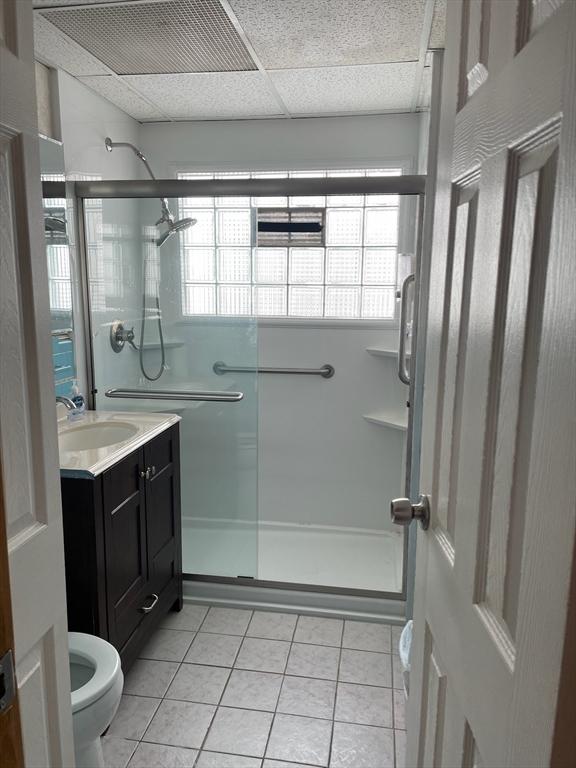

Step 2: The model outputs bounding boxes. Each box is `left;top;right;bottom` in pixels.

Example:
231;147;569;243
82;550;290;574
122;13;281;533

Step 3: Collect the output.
213;361;335;379
105;387;244;402
398;273;415;385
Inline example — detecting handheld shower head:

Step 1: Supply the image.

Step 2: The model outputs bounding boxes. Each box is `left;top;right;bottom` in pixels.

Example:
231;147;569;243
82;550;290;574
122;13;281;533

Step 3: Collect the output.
156;217;196;247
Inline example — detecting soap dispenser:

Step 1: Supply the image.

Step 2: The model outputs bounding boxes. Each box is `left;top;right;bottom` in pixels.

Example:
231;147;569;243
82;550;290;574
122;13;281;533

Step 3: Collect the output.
69;380;86;421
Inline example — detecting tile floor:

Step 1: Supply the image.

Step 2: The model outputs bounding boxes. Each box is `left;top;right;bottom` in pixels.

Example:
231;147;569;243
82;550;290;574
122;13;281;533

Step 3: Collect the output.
102;604;407;768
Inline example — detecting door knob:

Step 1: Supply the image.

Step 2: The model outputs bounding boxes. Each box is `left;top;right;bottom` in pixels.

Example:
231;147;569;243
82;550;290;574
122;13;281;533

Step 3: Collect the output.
390;494;430;530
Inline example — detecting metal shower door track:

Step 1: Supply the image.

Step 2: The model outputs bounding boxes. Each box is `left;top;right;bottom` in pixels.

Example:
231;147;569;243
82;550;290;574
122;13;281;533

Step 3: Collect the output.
71;175;426;199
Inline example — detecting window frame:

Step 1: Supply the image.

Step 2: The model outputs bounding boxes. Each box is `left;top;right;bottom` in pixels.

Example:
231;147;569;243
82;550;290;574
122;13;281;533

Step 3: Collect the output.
174;157;416;329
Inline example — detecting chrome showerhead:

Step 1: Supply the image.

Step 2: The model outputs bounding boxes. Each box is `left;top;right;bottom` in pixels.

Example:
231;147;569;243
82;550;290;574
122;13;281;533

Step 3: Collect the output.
156;217;196;247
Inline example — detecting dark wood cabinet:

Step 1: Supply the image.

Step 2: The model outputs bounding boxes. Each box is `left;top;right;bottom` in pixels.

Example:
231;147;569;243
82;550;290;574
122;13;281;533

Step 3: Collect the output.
61;424;182;672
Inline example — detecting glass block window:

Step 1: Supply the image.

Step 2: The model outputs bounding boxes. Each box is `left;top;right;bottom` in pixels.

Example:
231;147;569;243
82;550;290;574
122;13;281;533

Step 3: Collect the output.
179;168;402;319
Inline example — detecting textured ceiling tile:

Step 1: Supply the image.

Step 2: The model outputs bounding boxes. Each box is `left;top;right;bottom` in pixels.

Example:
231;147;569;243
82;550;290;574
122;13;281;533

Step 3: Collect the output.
34;13;110;76
270;62;417;115
429;0;447;48
229;0;427;68
123;72;284;119
79;75;165;120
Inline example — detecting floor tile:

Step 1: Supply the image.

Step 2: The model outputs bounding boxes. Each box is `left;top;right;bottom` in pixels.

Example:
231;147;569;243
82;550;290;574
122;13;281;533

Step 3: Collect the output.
235;637;291;673
247;611;297;641
128;742;198;767
330;722;395;768
123;659;179;698
185;632;242;667
395;729;406;768
342;621;392;654
335;683;393;728
286;643;340;680
266;713;332;767
392;654;404;690
339;649;392;688
221;669;283;711
277;676;336;720
102;737;138;768
139;628;195;662
391;625;403;653
294;616;343;647
263;761;316;768
197;751;262;767
143;699;215;749
161;603;209;631
204;706;273;758
393;689;406;730
202;607;252;635
107;695;160;740
166;663;230;704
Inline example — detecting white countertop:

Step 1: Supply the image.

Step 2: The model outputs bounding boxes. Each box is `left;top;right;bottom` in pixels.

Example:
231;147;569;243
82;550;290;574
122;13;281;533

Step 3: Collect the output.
58;410;181;479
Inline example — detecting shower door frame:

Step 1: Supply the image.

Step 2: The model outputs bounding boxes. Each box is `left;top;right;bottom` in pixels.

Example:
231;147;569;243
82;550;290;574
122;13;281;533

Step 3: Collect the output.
65;174;427;603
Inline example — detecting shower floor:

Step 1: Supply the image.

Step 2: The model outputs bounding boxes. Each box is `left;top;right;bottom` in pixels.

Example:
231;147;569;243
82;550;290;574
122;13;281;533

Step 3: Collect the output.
182;519;404;593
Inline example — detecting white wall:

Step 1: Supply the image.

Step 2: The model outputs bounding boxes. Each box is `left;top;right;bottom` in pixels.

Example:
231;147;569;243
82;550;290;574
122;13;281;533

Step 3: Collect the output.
140;114;420;175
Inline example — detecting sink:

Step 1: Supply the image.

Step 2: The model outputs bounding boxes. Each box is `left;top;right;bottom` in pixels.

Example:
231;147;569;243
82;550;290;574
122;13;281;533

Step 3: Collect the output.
59;422;138;452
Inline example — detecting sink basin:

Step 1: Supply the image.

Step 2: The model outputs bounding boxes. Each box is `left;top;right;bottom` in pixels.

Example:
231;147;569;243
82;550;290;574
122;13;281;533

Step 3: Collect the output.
59;422;138;451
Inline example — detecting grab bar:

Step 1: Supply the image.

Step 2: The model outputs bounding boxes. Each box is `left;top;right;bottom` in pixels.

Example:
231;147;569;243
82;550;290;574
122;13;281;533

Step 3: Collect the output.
213;361;335;379
397;273;415;385
105;387;244;402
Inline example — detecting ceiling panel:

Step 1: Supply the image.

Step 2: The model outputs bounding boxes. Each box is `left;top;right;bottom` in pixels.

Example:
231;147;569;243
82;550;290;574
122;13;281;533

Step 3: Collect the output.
79;75;165;120
123;71;284;119
34;13;110;76
270;62;418;115
228;0;427;69
39;0;257;75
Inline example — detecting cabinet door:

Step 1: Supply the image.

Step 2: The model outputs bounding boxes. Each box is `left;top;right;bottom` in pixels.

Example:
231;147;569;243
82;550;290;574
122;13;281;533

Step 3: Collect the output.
102;448;147;650
144;426;182;601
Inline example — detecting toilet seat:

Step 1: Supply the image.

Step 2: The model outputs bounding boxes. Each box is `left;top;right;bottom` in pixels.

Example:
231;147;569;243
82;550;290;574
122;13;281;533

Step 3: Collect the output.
69;632;121;714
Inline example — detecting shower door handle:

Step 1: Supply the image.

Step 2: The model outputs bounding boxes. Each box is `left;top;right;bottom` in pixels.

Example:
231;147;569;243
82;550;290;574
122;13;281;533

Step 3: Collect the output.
398;273;414;385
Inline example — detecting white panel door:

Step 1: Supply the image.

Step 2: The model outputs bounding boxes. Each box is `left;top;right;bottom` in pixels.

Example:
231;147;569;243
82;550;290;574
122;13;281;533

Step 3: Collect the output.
406;0;575;766
0;0;75;765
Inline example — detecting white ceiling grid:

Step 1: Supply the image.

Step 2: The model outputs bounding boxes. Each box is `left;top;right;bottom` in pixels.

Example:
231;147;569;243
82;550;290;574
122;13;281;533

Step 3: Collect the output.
33;0;446;122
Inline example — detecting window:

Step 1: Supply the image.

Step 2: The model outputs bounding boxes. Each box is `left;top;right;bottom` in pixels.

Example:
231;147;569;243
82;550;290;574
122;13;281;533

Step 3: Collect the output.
178;168;402;320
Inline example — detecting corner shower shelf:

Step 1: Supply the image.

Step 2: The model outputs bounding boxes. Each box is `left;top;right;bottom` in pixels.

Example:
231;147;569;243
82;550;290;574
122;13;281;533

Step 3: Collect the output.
366;346;410;359
362;408;408;431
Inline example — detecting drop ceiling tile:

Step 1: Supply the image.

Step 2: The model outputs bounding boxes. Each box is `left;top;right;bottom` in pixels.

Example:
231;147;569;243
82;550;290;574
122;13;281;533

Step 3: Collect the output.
228;0;427;68
429;0;447;48
79;75;165;120
269;62;417;115
123;72;284;119
34;13;109;76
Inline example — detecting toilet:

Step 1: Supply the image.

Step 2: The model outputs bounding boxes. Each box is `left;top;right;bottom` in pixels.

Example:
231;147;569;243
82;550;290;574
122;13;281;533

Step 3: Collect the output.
69;632;124;768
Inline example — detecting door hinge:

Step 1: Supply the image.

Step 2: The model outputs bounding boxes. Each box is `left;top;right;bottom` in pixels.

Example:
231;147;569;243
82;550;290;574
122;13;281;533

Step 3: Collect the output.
0;649;16;712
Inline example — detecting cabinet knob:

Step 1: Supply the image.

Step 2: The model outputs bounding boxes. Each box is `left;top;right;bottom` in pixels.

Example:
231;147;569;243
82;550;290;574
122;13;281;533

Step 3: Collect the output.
140;467;151;480
151;465;156;476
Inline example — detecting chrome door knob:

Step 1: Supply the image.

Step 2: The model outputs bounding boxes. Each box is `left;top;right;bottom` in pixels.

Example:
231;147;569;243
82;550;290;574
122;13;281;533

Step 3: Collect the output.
390;494;430;530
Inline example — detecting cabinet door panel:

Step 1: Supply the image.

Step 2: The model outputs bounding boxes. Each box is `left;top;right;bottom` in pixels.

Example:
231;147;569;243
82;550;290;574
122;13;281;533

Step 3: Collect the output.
103;449;147;650
145;427;182;601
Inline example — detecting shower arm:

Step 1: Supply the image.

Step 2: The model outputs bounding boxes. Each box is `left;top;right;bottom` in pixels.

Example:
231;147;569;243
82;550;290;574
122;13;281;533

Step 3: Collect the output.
104;138;173;225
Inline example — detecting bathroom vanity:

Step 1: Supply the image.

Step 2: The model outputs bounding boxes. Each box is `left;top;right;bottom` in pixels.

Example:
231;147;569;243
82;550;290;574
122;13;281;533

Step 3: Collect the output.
58;411;182;672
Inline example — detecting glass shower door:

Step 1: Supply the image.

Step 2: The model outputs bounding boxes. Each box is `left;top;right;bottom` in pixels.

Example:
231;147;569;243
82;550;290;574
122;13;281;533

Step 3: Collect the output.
84;194;258;578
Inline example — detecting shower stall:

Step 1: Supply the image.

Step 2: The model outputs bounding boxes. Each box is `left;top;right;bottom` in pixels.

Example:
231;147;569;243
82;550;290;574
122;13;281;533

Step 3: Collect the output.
66;169;425;614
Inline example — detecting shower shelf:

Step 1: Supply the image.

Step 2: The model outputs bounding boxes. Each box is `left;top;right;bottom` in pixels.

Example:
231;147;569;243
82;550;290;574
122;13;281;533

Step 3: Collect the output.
140;341;185;350
362;408;408;431
366;346;410;359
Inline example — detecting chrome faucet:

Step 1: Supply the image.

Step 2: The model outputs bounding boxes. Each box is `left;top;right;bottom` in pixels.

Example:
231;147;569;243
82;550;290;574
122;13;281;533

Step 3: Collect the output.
56;395;77;411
